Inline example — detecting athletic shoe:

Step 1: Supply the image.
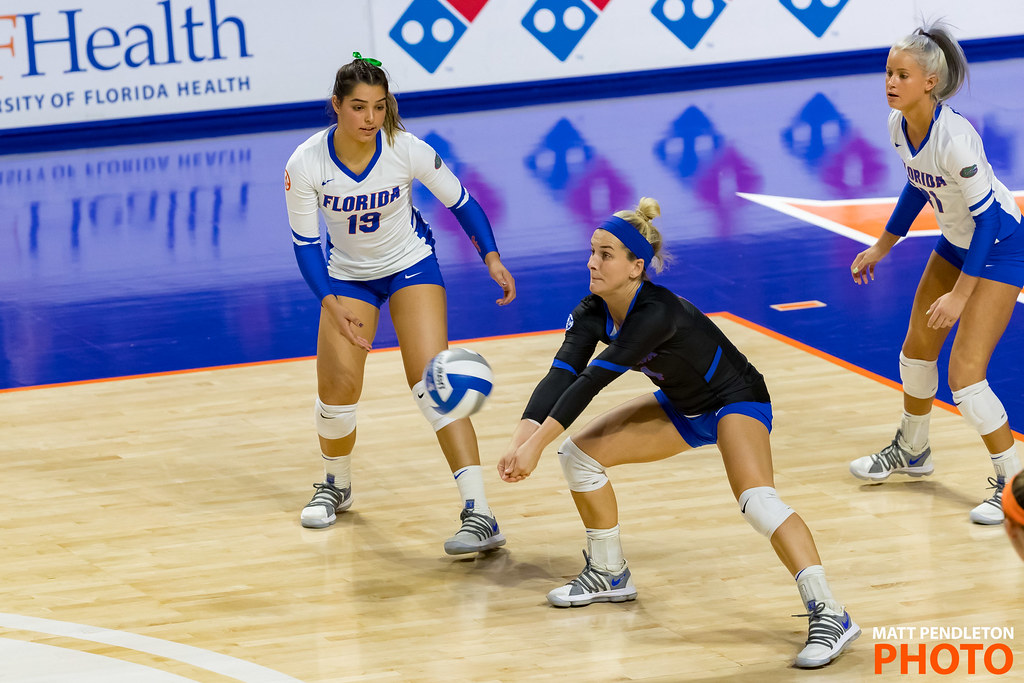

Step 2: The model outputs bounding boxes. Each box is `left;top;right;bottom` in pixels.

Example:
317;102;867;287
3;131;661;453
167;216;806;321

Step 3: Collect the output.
793;601;861;668
546;551;637;607
969;476;1005;525
300;481;352;529
443;505;506;555
849;430;933;481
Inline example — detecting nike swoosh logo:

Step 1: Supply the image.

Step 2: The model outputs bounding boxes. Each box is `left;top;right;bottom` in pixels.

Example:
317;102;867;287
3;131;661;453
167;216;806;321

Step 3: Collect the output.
908;454;927;466
610;577;623;587
321;179;333;186
454;471;466;480
417;392;424;399
404;272;422;279
741;501;748;514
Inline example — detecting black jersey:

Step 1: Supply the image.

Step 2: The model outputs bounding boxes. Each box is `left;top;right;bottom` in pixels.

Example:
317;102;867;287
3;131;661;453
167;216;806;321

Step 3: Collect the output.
523;282;770;429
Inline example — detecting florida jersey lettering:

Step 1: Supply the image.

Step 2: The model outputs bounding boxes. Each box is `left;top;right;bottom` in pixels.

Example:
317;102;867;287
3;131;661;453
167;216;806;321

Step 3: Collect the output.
888;105;1021;250
285;128;466;280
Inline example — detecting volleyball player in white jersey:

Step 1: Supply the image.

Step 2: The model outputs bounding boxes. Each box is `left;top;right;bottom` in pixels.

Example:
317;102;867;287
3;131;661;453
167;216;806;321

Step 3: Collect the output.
499;198;859;669
849;24;1024;524
284;54;515;554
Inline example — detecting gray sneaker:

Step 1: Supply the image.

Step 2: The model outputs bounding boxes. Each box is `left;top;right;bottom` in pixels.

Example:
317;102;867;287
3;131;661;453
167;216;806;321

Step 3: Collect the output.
300;481;353;528
793;601;861;668
850;430;933;481
443;503;506;555
970;477;1005;525
546;551;637;607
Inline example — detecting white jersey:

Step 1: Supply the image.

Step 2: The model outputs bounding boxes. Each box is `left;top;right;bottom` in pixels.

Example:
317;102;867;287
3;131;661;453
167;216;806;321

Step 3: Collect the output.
888;105;1021;249
285;127;466;280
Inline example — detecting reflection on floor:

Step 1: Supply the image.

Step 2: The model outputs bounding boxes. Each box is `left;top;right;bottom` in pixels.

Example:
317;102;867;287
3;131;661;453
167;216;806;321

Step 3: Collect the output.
2;59;1023;430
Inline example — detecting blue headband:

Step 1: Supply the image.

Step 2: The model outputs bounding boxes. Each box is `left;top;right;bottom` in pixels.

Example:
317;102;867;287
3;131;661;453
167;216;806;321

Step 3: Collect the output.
598;216;655;267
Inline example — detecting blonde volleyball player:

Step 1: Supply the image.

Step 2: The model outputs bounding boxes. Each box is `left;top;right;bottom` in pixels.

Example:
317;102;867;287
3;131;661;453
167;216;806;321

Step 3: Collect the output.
497;198;859;668
285;54;515;554
1004;473;1024;562
848;23;1024;524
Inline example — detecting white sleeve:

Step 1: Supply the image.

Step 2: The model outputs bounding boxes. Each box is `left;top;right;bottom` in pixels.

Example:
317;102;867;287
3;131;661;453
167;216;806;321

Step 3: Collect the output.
285;151;321;244
943;133;994;215
408;135;466;209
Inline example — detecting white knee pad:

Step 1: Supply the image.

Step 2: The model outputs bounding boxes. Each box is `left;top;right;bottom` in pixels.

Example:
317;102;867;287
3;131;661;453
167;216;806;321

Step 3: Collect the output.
557;437;608;492
412;380;456;432
900;352;938;400
315;398;356;440
738;487;795;538
952;379;1008;436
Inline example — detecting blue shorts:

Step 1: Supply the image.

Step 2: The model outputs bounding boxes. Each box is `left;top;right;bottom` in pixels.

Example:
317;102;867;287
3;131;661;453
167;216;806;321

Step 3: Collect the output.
329;254;445;308
654;391;773;449
934;232;1024;288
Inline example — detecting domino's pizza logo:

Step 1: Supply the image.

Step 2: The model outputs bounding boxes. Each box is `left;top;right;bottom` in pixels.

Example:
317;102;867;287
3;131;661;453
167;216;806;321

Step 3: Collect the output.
778;0;849;38
651;0;728;50
521;0;612;62
390;0;490;73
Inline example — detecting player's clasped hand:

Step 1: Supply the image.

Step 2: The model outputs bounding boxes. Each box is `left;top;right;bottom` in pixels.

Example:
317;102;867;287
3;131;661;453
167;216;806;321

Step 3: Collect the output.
498;442;542;483
323;296;372;351
486;253;517;306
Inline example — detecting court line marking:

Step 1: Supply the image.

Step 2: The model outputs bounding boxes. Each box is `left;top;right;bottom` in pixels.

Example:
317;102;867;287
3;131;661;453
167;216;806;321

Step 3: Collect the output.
0;613;302;683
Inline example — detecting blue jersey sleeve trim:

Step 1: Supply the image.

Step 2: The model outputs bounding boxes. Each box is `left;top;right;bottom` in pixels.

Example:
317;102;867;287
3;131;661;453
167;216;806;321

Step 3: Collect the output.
884;182;929;237
293;242;332;302
969;188;994;214
449;193;499;259
551;359;578;375
292;230;320;245
962;203;1001;277
589;359;629;374
703;346;723;383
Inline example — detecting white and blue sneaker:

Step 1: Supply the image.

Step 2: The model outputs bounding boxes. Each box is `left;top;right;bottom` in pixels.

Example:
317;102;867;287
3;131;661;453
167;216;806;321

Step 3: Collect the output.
850;430;933;481
546;551;637;607
970;477;1005;525
794;601;861;668
300;481;352;529
444;502;506;555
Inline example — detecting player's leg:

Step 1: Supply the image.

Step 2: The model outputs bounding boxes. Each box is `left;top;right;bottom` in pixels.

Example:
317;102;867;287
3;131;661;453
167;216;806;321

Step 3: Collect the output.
388;279;504;554
547;393;690;607
301;295;380;529
717;411;859;668
850;252;958;481
948;277;1022;524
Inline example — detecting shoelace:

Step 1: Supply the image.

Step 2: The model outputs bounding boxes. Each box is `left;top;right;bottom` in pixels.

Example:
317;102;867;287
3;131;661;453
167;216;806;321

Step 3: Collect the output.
308;482;343;508
792;602;847;648
871;439;908;470
981;476;1005;509
456;509;496;540
568;551;613;593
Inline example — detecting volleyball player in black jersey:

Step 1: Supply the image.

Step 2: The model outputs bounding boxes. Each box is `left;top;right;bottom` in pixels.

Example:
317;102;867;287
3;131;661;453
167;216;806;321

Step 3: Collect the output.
497;198;859;669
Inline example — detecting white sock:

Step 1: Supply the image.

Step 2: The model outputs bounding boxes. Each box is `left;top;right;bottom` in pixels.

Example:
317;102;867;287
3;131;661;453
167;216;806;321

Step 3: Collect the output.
990;444;1022;482
795;564;841;614
586;525;624;572
454;465;490;516
323;454;351;489
898;412;931;453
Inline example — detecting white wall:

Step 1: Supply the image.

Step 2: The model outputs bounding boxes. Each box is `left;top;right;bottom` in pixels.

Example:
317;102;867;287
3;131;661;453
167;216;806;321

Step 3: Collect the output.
1;0;1022;132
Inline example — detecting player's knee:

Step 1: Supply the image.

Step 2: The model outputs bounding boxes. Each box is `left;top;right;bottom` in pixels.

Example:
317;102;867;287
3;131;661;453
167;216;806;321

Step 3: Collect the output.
952;379;1007;436
412;380;456;432
738;487;794;538
899;352;938;400
315;397;357;440
557;437;608;492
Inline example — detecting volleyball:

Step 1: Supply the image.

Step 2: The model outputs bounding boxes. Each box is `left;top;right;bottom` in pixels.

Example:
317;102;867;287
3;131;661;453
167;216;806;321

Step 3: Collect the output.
422;348;494;420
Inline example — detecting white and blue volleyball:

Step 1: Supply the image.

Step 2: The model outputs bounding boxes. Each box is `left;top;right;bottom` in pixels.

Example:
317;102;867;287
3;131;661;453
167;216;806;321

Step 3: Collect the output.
422;348;494;420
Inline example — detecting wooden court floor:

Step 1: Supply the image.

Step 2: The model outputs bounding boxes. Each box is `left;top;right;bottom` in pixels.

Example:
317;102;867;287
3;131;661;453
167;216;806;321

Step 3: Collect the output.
1;316;1021;682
